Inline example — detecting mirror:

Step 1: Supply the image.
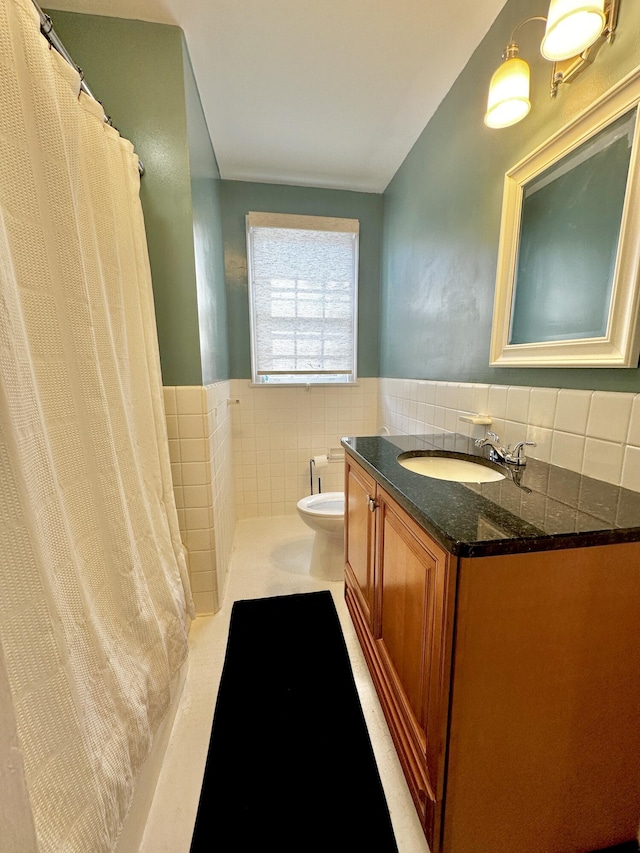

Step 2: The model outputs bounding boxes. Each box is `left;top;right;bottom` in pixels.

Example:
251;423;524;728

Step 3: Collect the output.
490;66;640;368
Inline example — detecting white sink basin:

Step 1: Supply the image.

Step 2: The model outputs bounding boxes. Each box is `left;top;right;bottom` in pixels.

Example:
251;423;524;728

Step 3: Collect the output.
398;454;505;483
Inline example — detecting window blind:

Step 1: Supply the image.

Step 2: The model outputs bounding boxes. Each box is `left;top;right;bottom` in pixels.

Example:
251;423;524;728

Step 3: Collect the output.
246;212;359;385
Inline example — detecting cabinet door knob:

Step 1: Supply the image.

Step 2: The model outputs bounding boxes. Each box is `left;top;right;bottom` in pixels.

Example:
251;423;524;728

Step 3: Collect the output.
367;495;377;512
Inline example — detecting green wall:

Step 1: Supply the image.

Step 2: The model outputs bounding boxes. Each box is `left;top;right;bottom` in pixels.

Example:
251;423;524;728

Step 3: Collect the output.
220;180;384;379
183;44;229;385
381;0;640;391
48;10;227;386
50;3;640;392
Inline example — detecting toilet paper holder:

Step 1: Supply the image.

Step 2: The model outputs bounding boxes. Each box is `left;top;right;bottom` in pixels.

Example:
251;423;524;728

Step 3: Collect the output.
309;449;345;494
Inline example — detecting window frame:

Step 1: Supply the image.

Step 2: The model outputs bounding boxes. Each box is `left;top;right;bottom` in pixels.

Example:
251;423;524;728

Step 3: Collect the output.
246;211;360;386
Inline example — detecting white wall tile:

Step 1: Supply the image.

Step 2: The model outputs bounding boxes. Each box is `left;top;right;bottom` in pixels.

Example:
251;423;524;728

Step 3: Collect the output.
550;430;585;473
181;461;209;486
184;507;210;529
164;381;237;613
526;425;552;464
189;572;214;593
488;385;508;420
529;387;558;429
582;438;624;485
503;420;529;448
587;391;634;443
622;445;640;491
415;381;428;404
165;415;178;441
225;379;379;517
185;528;213;552
627;396;640;446
180;438;208;463
163;386;176;416
177;414;206;439
175;385;204;414
471;384;490;417
506;386;531;424
435;382;448;407
445;382;459;410
168;440;180;464
185;548;213;574
444;408;458;433
191;591;216;614
376;379;638;488
554;389;592;434
457;383;474;413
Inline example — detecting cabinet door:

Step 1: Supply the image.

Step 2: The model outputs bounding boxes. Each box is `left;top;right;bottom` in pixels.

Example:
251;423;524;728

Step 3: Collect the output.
375;487;454;850
344;457;377;627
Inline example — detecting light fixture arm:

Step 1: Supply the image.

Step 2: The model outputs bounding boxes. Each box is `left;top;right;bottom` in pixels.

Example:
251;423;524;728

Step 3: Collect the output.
500;16;547;63
505;15;547;52
603;0;619;42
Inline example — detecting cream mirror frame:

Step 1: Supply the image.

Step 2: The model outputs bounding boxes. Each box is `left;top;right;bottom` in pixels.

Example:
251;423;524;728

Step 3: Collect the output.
490;66;640;368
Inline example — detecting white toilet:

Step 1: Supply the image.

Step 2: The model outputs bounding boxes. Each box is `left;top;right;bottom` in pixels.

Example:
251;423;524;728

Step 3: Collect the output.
296;491;345;581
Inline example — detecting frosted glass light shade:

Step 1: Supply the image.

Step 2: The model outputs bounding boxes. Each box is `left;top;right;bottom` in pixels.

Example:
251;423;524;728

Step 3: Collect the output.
541;0;606;61
484;57;531;129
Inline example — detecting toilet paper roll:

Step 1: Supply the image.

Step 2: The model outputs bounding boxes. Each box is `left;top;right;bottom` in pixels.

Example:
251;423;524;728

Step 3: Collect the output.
312;454;329;469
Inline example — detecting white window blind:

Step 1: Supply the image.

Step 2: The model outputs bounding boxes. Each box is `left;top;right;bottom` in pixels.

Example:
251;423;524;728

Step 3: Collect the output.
246;212;359;385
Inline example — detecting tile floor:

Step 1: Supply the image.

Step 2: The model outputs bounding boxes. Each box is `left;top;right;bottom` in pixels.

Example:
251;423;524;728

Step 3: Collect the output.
139;514;429;853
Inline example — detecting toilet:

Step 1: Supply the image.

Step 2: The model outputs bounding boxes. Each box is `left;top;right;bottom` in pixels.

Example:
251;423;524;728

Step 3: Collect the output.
296;491;345;581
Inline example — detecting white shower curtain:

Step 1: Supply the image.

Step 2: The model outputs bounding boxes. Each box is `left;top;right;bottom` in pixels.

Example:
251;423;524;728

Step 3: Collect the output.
0;0;194;850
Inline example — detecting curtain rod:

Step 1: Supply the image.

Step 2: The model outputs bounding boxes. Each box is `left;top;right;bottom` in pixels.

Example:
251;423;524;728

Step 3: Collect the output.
30;0;145;176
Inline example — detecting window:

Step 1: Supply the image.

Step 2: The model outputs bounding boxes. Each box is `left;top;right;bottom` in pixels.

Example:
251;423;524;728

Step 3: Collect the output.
246;212;359;385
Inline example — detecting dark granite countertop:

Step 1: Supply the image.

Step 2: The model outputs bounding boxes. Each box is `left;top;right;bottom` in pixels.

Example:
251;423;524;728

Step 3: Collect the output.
341;433;640;557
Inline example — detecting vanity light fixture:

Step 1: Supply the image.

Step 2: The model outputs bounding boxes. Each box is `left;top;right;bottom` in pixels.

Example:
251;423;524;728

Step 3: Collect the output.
484;0;620;129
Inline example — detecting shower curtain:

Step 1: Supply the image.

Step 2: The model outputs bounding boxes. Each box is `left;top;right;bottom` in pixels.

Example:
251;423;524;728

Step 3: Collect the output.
0;0;194;850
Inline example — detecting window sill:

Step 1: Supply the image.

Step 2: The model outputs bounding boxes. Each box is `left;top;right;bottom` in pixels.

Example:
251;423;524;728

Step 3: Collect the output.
248;381;360;389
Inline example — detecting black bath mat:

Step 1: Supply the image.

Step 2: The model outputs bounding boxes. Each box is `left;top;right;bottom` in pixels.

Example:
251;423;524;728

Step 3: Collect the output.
189;590;398;852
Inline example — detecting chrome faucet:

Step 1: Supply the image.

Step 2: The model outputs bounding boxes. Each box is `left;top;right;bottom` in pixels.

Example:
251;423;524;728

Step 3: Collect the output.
475;431;505;457
474;432;536;466
509;440;537;465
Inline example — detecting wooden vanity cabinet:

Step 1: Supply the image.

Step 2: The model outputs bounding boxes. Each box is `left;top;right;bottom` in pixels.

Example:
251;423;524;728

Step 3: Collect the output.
344;455;377;627
344;456;457;850
344;454;640;853
443;544;640;853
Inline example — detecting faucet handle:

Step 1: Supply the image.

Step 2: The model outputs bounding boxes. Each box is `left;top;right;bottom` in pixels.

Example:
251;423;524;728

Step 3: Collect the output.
510;440;536;464
475;430;502;448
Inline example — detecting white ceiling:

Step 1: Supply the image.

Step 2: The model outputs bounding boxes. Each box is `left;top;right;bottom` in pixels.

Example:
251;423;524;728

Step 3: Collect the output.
45;0;508;193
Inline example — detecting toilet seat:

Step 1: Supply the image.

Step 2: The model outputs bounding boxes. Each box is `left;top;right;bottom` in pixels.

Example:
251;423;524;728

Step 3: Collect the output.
296;492;344;517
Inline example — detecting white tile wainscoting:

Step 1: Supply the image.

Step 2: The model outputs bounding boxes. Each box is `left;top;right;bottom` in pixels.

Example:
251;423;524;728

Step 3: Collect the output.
163;381;236;614
165;377;640;613
229;378;379;519
378;378;640;492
